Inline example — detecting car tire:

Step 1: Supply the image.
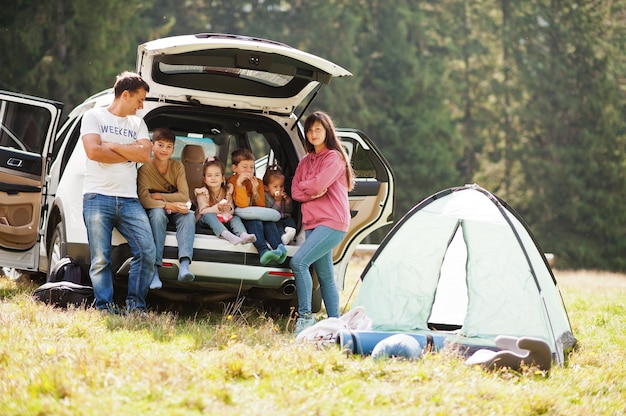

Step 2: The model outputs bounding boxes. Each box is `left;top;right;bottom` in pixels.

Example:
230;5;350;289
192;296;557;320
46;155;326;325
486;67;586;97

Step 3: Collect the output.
47;223;66;283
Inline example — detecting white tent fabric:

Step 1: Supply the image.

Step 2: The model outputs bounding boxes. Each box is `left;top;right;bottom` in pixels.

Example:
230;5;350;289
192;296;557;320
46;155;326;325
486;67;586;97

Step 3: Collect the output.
354;184;575;364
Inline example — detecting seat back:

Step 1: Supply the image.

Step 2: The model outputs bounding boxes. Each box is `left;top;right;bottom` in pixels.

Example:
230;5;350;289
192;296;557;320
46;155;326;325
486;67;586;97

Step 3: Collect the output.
181;144;206;209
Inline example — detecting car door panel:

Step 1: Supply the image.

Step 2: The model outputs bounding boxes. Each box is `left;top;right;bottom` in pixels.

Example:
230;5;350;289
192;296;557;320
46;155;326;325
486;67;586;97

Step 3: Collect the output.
333;131;394;263
0;164;42;249
350;180;382;197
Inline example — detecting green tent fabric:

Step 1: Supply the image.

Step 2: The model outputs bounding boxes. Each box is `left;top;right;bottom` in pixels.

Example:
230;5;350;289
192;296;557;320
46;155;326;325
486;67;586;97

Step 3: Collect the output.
354;184;576;365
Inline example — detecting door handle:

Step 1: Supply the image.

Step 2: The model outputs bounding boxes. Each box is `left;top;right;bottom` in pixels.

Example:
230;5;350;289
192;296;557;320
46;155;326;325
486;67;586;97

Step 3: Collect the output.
7;158;24;168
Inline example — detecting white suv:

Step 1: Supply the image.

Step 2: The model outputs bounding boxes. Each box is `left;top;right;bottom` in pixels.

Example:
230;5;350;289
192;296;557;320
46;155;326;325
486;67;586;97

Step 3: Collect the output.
0;33;394;312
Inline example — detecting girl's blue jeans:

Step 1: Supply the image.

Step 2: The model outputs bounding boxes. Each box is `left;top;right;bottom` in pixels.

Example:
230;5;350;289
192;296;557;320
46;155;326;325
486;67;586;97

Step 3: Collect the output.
290;225;345;318
198;212;247;237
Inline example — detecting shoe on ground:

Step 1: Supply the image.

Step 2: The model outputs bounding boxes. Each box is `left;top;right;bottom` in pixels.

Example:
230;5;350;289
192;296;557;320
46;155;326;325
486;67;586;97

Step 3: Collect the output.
121;306;149;319
100;303;120;315
281;227;296;245
294;316;317;335
97;305;119;317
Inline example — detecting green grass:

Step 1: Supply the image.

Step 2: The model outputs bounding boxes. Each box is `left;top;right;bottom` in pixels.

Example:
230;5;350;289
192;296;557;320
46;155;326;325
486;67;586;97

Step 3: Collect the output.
1;260;625;416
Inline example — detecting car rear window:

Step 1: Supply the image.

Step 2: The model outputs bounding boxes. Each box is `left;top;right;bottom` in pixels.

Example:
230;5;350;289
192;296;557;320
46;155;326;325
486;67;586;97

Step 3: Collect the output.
151;50;325;98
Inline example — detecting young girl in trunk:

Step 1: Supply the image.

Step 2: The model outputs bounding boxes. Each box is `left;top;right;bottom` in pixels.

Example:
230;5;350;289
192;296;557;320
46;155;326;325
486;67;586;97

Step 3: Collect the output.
195;156;256;245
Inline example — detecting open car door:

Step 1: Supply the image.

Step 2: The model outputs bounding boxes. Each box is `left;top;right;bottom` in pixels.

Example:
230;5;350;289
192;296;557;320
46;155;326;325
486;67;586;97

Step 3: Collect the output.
0;91;63;271
137;33;352;114
333;129;395;288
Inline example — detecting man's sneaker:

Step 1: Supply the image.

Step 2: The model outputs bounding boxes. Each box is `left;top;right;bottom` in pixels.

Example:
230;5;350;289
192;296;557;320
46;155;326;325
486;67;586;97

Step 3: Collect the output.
294;316;316;335
281;227;296;245
121;306;149;319
97;305;120;317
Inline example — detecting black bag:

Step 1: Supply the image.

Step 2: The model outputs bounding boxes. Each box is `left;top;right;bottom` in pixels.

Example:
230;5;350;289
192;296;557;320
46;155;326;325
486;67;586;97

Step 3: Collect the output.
33;257;95;308
33;281;95;308
48;256;84;284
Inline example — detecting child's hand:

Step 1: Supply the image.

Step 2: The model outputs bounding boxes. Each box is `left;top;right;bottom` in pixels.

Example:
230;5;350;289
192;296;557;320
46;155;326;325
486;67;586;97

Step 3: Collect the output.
217;199;230;212
236;172;251;186
311;189;328;199
249;176;258;188
166;202;191;214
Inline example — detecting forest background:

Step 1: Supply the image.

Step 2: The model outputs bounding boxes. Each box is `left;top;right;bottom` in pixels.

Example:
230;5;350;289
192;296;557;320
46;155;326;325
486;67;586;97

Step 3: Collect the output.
1;0;624;271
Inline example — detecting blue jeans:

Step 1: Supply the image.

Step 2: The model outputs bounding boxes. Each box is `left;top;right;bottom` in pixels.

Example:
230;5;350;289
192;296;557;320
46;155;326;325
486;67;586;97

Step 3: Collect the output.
243;219;282;256
146;208;196;265
83;193;156;310
290;226;345;318
198;213;247;236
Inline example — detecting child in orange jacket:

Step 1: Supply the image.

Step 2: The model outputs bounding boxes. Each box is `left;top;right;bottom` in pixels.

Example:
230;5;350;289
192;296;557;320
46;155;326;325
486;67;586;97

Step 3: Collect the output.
227;148;287;265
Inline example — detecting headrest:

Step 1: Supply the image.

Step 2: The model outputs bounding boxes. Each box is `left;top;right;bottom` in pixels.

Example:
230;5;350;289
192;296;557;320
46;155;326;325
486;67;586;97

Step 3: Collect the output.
181;144;205;164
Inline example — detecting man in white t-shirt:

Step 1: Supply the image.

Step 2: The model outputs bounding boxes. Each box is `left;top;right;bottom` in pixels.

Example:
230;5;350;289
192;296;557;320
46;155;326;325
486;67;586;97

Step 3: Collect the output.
81;71;156;314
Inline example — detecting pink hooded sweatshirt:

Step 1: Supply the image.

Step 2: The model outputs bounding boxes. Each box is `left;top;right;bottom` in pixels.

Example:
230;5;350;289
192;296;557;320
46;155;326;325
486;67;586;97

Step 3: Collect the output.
291;147;350;232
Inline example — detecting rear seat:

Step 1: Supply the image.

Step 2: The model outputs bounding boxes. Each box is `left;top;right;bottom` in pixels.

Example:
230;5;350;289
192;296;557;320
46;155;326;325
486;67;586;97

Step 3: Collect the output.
166;144;215;235
181;144;205;209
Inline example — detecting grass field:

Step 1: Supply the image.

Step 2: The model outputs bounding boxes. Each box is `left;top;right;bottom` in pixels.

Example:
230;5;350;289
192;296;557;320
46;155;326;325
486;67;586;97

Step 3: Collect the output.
1;256;625;415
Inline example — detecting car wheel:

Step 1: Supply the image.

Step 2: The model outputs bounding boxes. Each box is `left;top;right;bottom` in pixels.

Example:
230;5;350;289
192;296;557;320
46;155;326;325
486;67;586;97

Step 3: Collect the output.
47;223;67;283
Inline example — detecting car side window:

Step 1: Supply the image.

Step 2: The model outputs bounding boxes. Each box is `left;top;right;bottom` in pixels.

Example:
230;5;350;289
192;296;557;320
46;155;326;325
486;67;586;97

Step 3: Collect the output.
248;131;270;171
170;134;216;161
228;131;271;178
55;118;82;178
342;138;377;179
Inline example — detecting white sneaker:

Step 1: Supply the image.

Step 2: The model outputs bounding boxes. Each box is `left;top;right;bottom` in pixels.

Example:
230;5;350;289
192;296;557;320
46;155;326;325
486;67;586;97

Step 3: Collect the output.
281;227;296;245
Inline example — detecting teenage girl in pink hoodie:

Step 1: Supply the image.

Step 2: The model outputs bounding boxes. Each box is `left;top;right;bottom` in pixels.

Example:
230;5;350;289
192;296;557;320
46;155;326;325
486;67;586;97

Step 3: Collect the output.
290;111;355;335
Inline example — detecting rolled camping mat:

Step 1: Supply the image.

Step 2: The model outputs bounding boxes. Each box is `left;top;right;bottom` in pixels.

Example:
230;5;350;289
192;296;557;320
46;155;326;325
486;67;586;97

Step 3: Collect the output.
337;330;446;355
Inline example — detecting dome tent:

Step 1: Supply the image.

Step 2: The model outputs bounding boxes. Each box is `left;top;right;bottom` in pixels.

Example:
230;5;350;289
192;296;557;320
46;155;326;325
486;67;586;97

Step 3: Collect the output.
351;184;577;365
